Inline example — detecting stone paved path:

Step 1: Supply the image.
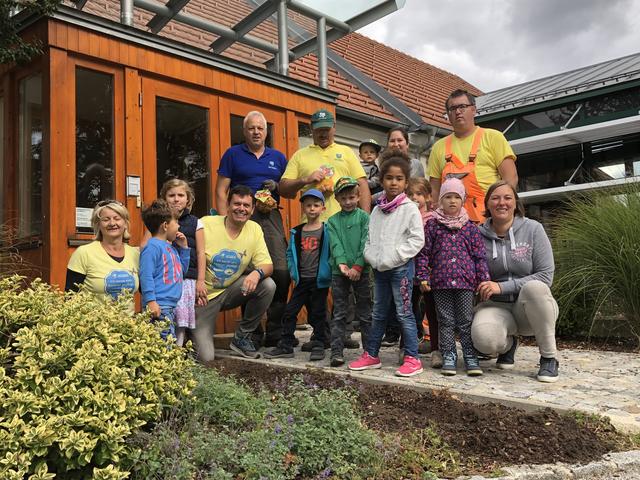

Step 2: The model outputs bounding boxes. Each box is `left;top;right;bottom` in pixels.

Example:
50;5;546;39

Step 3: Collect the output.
218;328;640;433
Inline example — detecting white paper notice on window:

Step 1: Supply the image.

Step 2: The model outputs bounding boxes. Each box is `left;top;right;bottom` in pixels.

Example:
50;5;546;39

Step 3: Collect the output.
127;176;141;196
76;207;93;228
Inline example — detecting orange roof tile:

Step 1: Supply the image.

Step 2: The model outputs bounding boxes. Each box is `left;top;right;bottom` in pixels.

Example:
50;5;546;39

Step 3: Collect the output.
78;0;480;127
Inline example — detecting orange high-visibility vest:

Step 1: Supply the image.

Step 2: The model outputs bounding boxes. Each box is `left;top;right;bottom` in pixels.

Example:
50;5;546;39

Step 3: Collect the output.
441;127;486;223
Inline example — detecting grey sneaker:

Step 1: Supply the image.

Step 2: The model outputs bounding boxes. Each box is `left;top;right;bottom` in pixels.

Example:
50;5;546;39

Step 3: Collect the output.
537;356;559;383
496;337;518;370
262;346;294;359
230;335;260;359
441;351;457;376
464;356;483;376
309;346;325;361
430;350;443;369
330;354;345;367
343;337;360;349
301;339;328;352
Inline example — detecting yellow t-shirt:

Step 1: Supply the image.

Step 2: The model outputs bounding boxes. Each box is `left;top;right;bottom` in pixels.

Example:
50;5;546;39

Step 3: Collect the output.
201;216;272;300
67;241;140;311
427;127;516;192
282;142;366;221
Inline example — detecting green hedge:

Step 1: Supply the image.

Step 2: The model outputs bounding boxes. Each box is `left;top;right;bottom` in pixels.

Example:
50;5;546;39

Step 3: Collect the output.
0;277;195;479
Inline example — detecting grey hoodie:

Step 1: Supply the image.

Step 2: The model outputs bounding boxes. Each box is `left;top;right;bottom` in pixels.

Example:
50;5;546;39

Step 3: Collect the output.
478;216;554;302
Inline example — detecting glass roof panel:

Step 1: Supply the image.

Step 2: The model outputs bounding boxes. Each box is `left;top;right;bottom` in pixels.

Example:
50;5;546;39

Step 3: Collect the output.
295;0;396;22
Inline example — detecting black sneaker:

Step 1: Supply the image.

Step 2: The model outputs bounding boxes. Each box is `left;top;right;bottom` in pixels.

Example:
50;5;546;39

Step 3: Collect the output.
262;346;295;359
301;339;328;352
381;334;400;347
309;346;325;361
330;354;345;367
496;337;518;370
230;335;260;359
343;337;360;349
537;356;559;383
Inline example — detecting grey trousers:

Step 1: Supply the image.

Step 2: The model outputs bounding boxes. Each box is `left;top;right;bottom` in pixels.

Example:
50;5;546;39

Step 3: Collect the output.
330;273;371;355
194;275;276;362
472;280;559;358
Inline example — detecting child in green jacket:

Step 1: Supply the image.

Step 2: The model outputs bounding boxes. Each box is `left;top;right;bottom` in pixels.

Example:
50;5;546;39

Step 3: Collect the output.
326;177;371;367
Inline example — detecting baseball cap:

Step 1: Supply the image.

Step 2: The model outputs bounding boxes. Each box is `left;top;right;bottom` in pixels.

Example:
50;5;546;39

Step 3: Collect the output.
358;138;381;153
334;176;359;195
310;108;335;129
300;188;325;204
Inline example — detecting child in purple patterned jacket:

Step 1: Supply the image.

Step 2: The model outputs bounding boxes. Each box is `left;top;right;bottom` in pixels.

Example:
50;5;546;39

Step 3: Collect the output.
415;177;490;376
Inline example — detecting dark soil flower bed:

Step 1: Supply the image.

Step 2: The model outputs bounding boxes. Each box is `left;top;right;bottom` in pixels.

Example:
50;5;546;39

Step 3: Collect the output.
212;358;632;475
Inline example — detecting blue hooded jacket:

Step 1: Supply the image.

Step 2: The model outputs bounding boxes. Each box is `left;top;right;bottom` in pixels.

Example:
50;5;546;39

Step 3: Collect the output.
286;222;331;288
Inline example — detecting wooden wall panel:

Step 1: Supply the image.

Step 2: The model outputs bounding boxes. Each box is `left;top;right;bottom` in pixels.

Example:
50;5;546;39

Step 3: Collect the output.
45;48;74;289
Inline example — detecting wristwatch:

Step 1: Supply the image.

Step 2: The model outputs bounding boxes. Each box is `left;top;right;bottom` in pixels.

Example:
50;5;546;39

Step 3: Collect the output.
255;268;265;280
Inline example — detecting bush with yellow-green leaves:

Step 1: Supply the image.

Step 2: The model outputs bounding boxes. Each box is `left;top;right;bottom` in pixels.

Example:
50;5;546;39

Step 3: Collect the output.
0;276;196;479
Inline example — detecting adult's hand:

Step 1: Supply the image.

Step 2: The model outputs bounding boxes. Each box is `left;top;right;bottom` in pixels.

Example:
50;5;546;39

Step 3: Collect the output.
477;281;501;302
147;300;161;318
303;169;325;185
241;271;261;296
196;279;208;306
262;179;278;192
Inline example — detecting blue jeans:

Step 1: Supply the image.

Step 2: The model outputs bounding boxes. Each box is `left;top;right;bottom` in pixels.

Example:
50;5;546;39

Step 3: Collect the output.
367;261;418;358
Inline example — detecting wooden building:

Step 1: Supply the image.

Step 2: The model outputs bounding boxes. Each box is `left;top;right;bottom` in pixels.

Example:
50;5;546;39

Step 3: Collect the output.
1;5;339;331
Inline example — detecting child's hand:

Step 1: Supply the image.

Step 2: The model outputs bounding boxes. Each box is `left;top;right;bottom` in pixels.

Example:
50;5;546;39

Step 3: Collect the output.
196;280;208;306
349;269;361;282
174;231;188;249
477;281;500;302
147;301;161;318
419;281;431;293
339;264;350;277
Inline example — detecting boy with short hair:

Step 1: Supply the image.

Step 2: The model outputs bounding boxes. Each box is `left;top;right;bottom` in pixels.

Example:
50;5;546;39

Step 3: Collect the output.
326;177;372;366
140;199;191;340
359;139;382;195
263;189;331;361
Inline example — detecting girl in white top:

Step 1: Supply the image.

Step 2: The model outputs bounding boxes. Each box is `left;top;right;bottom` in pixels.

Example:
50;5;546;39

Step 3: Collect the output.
348;155;425;377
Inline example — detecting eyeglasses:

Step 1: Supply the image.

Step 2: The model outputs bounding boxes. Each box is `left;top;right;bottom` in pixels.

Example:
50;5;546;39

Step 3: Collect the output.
96;199;124;207
446;103;474;114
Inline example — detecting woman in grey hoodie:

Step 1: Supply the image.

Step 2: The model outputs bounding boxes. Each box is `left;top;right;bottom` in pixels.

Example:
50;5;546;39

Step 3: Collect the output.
472;181;560;383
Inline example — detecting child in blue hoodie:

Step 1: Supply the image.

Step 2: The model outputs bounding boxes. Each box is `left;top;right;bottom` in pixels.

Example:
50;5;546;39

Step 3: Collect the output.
140;199;190;340
264;189;331;362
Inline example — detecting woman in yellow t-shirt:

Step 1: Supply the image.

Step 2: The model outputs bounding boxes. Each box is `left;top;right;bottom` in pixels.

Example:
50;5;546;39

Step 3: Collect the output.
65;200;140;311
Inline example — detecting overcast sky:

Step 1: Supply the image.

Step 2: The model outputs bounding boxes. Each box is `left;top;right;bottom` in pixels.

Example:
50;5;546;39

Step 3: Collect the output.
358;0;640;93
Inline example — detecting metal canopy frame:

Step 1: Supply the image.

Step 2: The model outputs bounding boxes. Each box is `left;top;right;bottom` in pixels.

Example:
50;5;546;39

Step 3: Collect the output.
76;0;404;88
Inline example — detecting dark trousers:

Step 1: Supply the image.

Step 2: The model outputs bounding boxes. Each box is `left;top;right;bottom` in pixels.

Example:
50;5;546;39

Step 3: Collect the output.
278;278;329;351
410;288;439;351
330;274;371;355
433;289;475;358
261;269;290;344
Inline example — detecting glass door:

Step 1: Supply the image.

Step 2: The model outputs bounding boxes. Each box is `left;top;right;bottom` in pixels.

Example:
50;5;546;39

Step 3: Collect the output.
141;78;218;218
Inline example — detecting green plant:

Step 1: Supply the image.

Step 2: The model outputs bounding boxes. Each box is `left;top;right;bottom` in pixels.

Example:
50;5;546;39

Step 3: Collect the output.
0;0;65;64
0;276;196;479
129;370;381;480
552;183;640;344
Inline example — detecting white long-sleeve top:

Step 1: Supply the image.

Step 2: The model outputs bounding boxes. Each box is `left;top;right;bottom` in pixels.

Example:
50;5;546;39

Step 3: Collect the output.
364;197;425;272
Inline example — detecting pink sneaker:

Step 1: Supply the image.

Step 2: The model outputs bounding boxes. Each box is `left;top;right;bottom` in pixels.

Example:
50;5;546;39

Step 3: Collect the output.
348;352;381;371
395;356;424;377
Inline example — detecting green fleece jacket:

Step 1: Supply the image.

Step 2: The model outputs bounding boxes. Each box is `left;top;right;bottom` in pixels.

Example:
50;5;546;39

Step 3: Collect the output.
327;208;369;276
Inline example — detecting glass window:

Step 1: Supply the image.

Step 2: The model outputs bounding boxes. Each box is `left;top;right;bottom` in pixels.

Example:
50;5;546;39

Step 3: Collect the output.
156;97;210;217
18;74;43;238
298;121;313;149
75;68;114;222
576;88;640;126
229;114;273;147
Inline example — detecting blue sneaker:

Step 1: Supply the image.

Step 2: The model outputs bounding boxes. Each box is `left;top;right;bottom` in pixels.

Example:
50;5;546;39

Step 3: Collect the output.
230;335;260;359
537;356;559;383
441;351;457;376
464;356;483;376
496;337;518;370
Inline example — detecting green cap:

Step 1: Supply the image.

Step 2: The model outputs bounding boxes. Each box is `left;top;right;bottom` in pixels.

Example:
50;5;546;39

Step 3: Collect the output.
310;108;335;129
334;176;359;195
359;138;381;153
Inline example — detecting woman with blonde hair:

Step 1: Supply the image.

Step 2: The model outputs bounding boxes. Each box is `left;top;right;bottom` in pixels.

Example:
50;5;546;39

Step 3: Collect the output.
65;200;139;313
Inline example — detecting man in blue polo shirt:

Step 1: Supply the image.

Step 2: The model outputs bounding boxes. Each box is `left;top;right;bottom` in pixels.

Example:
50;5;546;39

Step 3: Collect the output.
215;110;289;348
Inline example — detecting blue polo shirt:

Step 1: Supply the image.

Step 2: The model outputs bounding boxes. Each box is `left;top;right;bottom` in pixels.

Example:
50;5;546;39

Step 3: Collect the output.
217;143;287;203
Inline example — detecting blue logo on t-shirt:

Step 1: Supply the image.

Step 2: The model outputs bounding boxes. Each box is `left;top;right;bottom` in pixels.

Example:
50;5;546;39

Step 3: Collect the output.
104;270;136;299
211;249;242;287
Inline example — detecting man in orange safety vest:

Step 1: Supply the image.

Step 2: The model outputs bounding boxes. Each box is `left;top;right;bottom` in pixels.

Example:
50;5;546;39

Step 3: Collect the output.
427;89;518;223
